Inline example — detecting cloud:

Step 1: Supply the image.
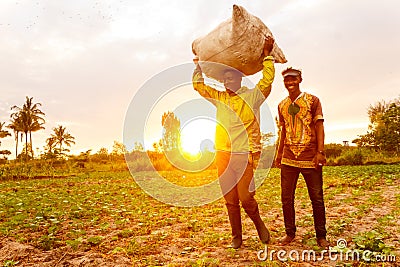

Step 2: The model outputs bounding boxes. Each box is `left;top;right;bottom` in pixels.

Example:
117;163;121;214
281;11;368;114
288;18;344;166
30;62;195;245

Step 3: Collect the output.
1;0;400;157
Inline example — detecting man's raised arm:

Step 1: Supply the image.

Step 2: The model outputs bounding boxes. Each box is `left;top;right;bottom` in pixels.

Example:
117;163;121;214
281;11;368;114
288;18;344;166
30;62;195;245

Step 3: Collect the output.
256;36;275;98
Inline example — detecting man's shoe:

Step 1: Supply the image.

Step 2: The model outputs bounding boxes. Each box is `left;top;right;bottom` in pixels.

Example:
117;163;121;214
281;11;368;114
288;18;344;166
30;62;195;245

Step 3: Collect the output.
259;226;271;244
244;206;270;244
279;235;295;246
227;208;242;249
231;237;242;249
317;237;330;249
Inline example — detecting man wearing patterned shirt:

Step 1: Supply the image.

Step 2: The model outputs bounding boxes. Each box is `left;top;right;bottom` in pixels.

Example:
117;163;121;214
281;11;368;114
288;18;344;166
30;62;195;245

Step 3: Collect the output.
192;37;275;249
275;67;329;249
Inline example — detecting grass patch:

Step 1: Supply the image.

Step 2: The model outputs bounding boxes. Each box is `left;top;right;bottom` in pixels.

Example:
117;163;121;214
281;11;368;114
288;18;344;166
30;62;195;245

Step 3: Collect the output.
0;164;399;266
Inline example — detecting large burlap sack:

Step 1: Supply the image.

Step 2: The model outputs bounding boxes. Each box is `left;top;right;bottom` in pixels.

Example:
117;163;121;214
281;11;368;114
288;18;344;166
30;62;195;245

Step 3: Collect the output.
192;5;287;82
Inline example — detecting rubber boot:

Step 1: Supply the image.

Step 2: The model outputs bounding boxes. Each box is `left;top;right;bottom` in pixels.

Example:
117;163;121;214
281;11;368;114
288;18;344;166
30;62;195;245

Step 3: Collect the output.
227;208;242;249
245;205;270;244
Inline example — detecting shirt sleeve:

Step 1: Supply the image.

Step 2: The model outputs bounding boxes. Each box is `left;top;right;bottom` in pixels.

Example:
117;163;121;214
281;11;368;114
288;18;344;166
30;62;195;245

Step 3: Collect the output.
311;96;324;122
192;67;220;104
255;56;275;99
278;104;285;127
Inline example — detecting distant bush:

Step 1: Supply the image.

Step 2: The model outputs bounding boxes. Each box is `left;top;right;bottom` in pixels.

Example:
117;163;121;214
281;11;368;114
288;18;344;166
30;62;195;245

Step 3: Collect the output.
327;147;400;166
325;147;342;158
335;149;363;165
127;157;154;172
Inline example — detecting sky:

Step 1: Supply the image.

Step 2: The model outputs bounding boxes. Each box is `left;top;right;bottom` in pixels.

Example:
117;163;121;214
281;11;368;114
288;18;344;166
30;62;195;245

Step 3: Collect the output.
1;0;399;158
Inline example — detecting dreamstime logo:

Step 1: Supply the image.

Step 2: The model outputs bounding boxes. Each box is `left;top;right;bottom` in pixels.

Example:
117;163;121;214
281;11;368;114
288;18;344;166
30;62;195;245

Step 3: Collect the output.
123;62;275;207
257;238;397;263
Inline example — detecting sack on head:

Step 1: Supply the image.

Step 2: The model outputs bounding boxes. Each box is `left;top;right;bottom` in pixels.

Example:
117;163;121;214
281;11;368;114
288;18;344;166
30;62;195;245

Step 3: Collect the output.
192;5;287;82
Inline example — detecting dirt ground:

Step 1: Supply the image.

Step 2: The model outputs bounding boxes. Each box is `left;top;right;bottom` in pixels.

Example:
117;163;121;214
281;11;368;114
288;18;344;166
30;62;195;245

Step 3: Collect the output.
1;182;399;266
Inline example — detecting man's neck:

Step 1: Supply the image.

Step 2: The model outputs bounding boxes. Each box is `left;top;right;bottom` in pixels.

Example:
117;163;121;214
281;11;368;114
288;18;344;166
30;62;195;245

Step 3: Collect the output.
289;90;302;102
226;89;237;96
226;86;242;95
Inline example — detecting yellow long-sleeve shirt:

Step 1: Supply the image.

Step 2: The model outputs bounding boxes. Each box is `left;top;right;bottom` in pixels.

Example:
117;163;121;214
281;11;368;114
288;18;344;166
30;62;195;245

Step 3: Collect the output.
192;56;275;153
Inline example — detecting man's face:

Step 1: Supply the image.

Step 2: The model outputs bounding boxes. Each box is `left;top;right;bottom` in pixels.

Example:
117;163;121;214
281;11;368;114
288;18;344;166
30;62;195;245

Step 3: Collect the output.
223;71;242;92
283;75;301;94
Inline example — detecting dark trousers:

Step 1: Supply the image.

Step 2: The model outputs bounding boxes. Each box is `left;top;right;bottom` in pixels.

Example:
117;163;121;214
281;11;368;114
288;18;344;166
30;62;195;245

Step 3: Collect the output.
281;164;327;239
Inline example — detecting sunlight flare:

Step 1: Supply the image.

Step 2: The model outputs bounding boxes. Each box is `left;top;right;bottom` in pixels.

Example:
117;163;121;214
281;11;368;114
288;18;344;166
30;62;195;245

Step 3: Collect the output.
180;117;215;155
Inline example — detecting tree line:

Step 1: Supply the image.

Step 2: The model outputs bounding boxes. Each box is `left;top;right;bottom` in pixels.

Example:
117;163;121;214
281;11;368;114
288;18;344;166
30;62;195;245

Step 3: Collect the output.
353;97;400;152
0;96;75;161
1;95;398;166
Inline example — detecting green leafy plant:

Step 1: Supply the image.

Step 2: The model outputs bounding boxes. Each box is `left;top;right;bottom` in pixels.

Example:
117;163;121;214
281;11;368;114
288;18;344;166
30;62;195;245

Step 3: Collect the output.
353;230;393;254
3;260;19;267
87;236;103;246
0;165;398;265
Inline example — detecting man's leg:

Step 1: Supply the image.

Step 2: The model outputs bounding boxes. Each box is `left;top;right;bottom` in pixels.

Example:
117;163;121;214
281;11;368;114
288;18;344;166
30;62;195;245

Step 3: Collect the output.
224;188;242;249
280;164;300;241
217;152;242;249
301;167;327;242
235;153;270;244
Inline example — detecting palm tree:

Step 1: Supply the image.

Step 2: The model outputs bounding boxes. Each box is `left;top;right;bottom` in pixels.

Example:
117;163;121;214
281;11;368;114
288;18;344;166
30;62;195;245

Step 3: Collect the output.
10;96;45;159
8;117;24;159
10;109;29;159
22;96;45;154
51;125;76;155
45;136;56;154
0;122;11;146
43;136;58;160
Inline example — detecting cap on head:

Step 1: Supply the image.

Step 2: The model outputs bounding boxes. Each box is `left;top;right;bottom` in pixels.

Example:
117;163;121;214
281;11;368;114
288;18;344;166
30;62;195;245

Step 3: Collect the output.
282;67;302;78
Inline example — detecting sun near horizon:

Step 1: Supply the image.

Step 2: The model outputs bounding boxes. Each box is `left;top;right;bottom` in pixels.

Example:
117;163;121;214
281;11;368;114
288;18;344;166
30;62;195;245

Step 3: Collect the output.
179;118;216;156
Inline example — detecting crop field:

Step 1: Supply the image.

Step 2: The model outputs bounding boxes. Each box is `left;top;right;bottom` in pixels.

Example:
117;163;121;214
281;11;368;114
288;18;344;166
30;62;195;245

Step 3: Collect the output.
0;164;399;266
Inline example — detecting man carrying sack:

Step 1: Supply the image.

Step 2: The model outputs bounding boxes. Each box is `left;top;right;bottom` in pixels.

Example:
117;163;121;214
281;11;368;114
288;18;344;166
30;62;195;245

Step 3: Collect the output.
192;37;275;249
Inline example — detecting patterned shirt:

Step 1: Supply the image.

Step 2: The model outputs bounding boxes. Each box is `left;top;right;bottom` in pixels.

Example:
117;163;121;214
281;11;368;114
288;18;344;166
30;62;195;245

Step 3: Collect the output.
278;92;323;168
192;56;275;153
